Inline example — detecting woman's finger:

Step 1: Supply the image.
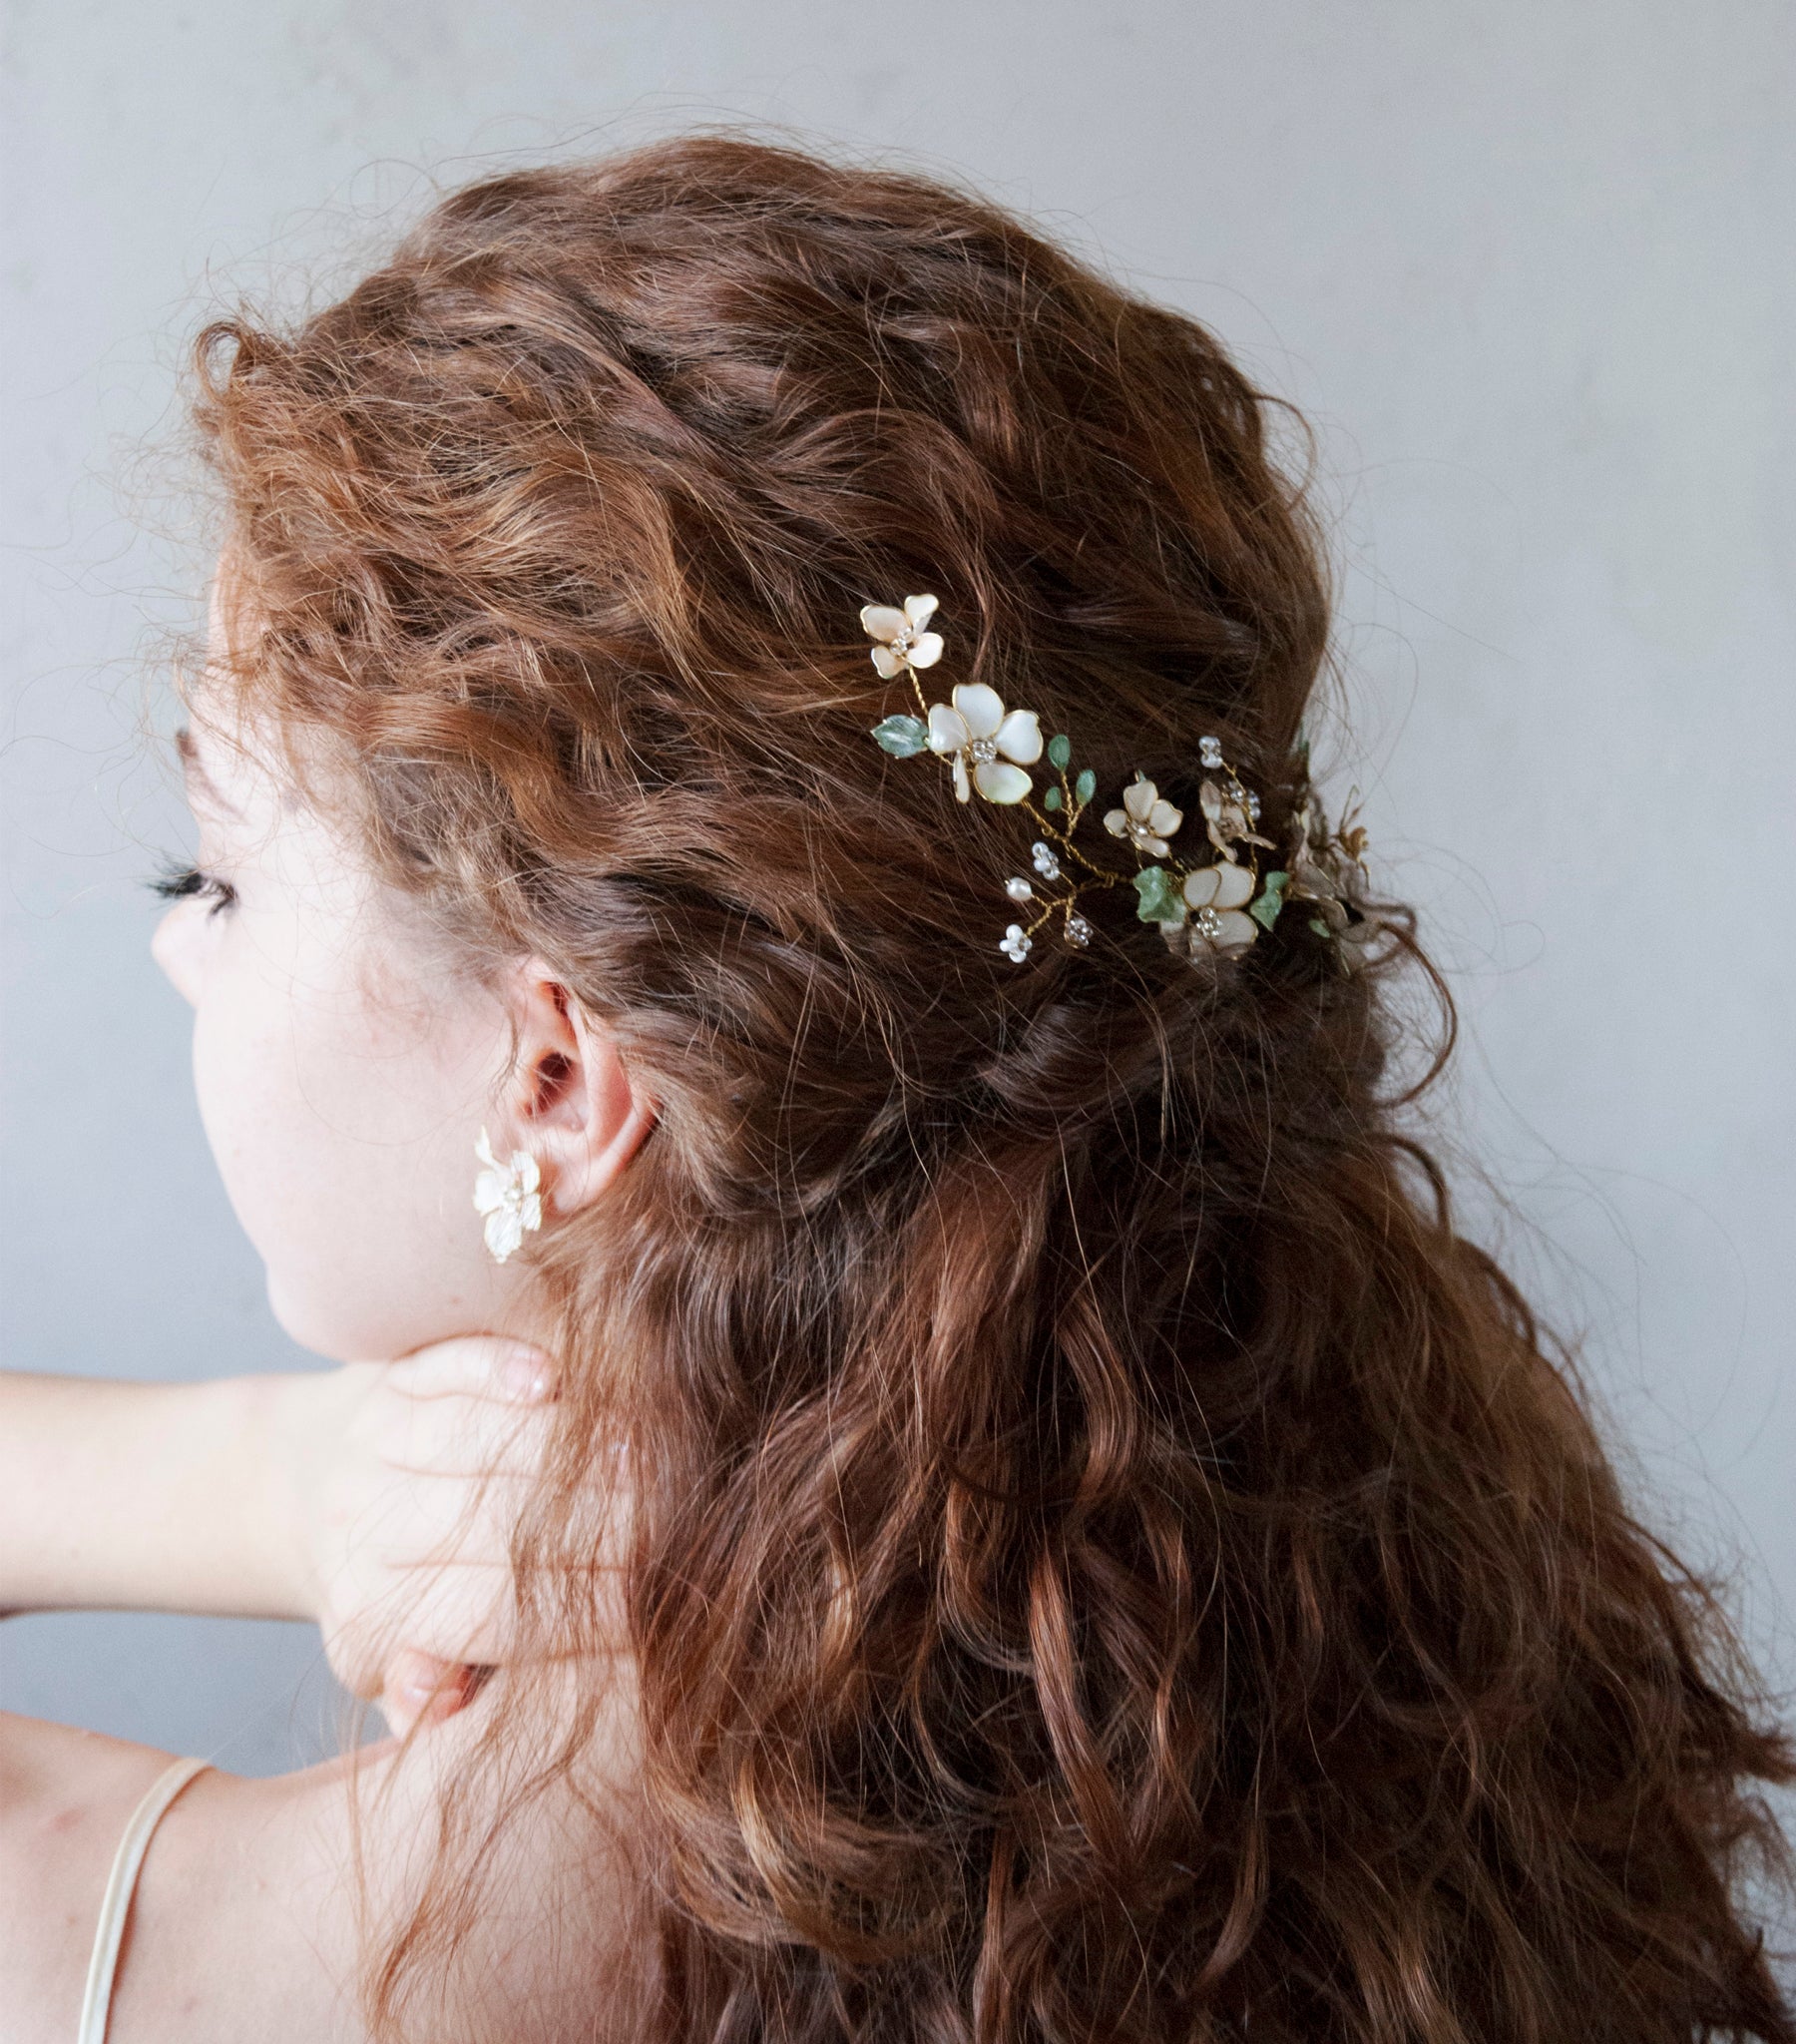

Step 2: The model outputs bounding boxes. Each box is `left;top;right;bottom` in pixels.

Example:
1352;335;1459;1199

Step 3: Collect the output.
375;1389;558;1479
386;1335;559;1406
376;1562;517;1667
380;1649;477;1737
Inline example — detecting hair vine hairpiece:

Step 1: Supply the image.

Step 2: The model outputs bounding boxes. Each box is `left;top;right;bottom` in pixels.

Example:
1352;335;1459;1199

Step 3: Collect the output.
861;595;1380;971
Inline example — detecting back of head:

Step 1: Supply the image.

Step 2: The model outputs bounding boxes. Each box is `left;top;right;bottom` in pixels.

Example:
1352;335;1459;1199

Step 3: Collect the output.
194;135;1793;2044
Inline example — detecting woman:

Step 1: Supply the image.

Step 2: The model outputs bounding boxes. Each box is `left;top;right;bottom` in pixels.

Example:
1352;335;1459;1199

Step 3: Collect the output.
2;134;1790;2043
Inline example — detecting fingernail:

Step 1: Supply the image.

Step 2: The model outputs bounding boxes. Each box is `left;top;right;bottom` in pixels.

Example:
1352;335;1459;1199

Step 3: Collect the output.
500;1347;556;1401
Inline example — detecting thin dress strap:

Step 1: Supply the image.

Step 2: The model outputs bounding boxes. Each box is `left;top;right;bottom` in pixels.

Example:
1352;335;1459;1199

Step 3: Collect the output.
77;1757;211;2044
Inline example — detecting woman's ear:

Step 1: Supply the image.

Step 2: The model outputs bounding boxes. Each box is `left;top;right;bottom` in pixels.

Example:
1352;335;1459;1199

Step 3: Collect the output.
497;960;657;1216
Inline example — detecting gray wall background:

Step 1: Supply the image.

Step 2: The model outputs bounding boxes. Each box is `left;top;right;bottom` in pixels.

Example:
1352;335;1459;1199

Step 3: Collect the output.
2;0;1791;1781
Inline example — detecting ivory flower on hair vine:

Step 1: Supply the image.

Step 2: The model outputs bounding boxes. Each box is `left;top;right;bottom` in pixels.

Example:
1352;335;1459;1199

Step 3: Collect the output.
860;594;945;679
1105;775;1182;858
862;594;1380;971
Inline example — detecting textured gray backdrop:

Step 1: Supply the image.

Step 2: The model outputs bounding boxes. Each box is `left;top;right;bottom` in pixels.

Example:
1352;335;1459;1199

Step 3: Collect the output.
2;0;1792;1782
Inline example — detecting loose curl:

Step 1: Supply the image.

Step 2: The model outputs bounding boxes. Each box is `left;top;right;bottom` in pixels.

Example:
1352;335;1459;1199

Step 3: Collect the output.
192;135;1793;2042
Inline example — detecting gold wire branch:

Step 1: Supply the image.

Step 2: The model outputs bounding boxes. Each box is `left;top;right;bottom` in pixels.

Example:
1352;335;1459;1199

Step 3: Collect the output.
861;595;1378;972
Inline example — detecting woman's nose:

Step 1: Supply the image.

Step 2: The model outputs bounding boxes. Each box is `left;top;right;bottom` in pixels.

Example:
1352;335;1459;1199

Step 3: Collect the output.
151;906;201;1008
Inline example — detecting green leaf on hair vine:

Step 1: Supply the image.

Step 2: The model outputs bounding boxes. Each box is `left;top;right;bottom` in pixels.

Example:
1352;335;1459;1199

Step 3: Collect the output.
870;714;929;758
1132;865;1184;924
1249;870;1289;931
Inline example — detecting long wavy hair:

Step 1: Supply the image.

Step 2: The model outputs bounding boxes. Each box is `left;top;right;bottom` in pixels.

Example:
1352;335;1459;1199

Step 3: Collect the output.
192;135;1793;2043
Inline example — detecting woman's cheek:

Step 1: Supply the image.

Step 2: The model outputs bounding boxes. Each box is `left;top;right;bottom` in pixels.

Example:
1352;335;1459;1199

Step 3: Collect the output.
188;946;323;1290
190;932;508;1359
183;918;346;1320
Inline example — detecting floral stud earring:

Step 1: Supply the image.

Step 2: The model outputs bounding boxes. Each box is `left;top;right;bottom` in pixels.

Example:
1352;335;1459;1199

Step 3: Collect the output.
473;1128;544;1264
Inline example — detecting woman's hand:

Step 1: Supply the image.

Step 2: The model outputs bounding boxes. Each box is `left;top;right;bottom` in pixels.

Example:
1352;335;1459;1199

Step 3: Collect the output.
269;1338;558;1736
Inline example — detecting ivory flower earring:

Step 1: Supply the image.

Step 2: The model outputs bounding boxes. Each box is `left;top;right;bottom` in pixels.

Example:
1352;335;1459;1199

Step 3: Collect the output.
473;1128;544;1264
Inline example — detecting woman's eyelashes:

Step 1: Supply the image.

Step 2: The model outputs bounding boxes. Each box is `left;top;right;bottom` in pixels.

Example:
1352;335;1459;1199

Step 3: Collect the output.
151;860;238;918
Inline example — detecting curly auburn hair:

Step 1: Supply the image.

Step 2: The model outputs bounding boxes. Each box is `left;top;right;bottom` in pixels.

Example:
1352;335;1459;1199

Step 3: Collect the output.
192;134;1793;2043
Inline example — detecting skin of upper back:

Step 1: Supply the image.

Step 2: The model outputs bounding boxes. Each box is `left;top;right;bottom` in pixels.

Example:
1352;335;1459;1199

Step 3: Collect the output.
0;1676;652;2044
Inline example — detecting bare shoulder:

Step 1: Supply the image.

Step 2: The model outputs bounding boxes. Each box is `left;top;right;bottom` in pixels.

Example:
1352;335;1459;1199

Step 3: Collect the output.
0;1708;381;2044
0;1679;654;2044
0;1713;182;2044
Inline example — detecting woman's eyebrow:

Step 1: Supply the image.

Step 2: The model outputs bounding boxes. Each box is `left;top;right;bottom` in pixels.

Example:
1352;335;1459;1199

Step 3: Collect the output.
175;726;241;817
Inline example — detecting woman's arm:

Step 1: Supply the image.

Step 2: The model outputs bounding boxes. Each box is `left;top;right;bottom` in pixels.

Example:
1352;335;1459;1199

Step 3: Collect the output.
0;1369;308;1620
0;1342;558;1719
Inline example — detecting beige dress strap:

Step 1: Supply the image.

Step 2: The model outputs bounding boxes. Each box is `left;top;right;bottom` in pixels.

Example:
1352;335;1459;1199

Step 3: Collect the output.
77;1757;211;2044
